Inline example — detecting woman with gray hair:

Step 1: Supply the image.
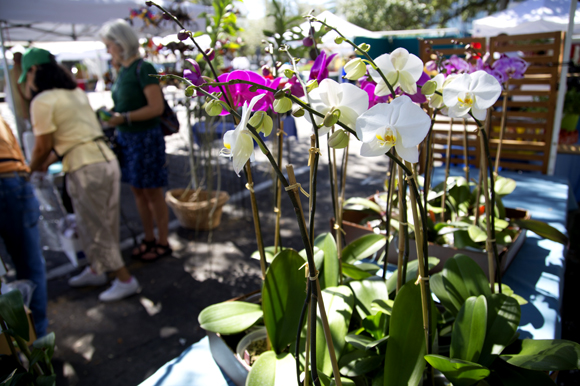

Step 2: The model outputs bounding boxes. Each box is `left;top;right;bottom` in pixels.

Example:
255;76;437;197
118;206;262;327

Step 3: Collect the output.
99;19;171;261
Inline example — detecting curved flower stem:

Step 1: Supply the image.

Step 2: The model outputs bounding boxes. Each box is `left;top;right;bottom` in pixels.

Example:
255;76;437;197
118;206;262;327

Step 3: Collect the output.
397;163;406;293
307;17;396;97
274;118;284;253
423;109;438;212
469;112;502;292
462;119;470;182
296;280;312;385
148;1;232;108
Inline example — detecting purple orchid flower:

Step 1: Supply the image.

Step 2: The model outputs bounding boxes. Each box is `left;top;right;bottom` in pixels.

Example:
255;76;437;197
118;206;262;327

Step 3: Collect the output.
206;70;277;115
360;78;390;108
492;54;529;80
442;55;471;75
183;59;204;95
283;75;305;98
309;51;338;83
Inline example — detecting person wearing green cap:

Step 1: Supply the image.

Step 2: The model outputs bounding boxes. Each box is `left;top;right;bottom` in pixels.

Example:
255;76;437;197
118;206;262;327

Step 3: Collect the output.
22;48;141;302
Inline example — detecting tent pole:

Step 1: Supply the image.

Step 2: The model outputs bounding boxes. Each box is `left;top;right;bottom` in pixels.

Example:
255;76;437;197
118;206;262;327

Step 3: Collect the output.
0;21;23;147
548;0;577;175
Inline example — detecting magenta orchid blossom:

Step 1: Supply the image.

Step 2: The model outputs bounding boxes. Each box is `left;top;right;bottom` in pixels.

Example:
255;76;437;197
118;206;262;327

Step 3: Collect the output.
309;51;338;83
492;54;529;80
183;59;205;95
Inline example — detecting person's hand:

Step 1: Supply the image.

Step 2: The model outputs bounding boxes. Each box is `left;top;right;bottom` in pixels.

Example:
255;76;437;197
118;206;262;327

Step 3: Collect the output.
108;113;125;127
30;171;47;184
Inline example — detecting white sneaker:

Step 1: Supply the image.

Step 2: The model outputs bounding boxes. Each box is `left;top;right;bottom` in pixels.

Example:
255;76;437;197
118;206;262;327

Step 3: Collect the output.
68;266;107;287
98;277;141;302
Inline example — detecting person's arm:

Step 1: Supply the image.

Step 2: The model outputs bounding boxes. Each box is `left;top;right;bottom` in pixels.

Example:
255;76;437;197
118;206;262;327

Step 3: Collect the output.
108;84;164;127
29;133;54;172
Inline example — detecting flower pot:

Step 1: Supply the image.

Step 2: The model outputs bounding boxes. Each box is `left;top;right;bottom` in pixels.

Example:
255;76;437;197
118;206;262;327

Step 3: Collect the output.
236;327;268;371
165;189;230;230
561;113;580;132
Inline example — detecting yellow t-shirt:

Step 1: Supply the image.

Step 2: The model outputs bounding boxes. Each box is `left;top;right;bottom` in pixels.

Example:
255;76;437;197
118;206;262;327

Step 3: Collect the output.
31;88;116;173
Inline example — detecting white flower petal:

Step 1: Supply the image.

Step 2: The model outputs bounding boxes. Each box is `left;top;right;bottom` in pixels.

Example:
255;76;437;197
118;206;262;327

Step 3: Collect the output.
469;71;502;110
471;106;488;121
403;53;424;81
339;83;369;115
223;130;235;152
398;71;417;95
319;79;343;108
231;132;254;176
356;103;393;143
394;140;419;163
374;81;392;97
442;74;471;108
447;104;470;118
373;53;395;74
392;100;431;148
360;139;392;157
390;48;409;70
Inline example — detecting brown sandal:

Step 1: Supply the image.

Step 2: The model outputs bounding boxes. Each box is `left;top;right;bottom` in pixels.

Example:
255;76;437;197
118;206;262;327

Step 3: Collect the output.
131;238;156;259
139;243;172;262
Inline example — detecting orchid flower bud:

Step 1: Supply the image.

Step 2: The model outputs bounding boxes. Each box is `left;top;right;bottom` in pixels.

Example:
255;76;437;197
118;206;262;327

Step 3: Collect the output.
303;37;314;47
328;129;349;149
185;85;196;97
357;43;370;53
204;48;215;61
323;108;341;127
334;36;344;44
177;30;189;41
248;111;274;136
274;89;287;100
292;108;305;118
421;80;437;96
273;97;292;113
305;79;318;93
343;58;366;80
205;99;223;116
284;69;295;79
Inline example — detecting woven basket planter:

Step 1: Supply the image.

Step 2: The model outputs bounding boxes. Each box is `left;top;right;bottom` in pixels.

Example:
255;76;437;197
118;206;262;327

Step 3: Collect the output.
166;189;230;231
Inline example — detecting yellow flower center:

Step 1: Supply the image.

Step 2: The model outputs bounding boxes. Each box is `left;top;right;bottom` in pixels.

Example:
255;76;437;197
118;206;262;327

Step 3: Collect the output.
224;143;231;150
376;128;396;147
458;93;474;108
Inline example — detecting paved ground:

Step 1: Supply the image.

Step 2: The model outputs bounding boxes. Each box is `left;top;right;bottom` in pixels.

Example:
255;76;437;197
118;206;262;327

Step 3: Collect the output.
1;97;579;385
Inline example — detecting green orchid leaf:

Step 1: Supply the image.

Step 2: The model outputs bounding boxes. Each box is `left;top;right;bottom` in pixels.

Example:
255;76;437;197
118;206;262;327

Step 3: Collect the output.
342;262;374;280
371;299;394;316
338;349;383;377
453;230;482;249
386;258;440;294
493;283;528;305
341;234;386;263
251;246;287;263
299;246;325;271
384;282;427;386
263;249;308;354
430;254;491;317
514;219;569;245
478;293;521;367
198;301;262;335
491;357;558;385
424;355;490;386
349;279;388;319
500;339;580;371
314;233;339;289
451;295;487;363
343;197;382;214
362;312;388;340
331;377;356;386
495;230;514;245
467;225;487;243
345;334;375;351
495;176;517;196
245;351;297;386
0;290;29;341
33;332;56;361
313;286;355;376
35;375;57;386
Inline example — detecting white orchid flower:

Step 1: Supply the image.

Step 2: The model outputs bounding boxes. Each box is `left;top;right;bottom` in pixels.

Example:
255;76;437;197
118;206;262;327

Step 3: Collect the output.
355;95;431;163
442;71;502;120
368;48;424;96
305;78;369;136
221;94;265;176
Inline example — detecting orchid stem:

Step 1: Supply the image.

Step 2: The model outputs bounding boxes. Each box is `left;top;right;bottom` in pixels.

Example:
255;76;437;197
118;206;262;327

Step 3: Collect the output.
494;78;510;176
462;119;470;183
244;163;267;280
441;118;453;222
397;163;405;293
382;158;395;279
274;118;284;254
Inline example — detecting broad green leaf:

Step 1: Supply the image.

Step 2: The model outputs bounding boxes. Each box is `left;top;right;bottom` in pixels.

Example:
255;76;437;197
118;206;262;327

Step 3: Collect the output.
314;286;354;376
514;219;568;245
478;294;520;367
386;257;440;294
343;197;382;214
35;375;56;386
338;349;383;377
33;332;56;362
491;357;557;385
342;262;373;280
0;290;29;340
495;177;516;196
245;351;297;386
494;284;528;305
263;249;308;354
345;334;389;351
299;246;325;271
430;254;491;317
453;230;482;249
451;295;487;363
198;301;262;335
341;234;386;263
384;282;427;386
500;339;580;371
467;225;487;243
362;312;388;340
251;246;287;263
424;355;490;386
331;378;355;386
371;299;394;316
315;233;339;289
349;279;388;319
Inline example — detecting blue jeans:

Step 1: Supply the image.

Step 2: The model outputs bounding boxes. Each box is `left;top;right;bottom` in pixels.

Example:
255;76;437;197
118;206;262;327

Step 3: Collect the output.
0;175;48;337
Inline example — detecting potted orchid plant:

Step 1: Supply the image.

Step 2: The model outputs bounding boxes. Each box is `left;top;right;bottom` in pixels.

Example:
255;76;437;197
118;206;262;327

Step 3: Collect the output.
147;2;580;385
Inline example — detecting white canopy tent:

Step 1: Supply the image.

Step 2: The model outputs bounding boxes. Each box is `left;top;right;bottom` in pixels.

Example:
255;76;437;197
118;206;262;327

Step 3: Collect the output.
472;0;577;175
472;0;580;37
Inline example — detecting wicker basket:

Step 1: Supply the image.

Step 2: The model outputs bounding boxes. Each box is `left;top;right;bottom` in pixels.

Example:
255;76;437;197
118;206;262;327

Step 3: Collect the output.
166;189;230;230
